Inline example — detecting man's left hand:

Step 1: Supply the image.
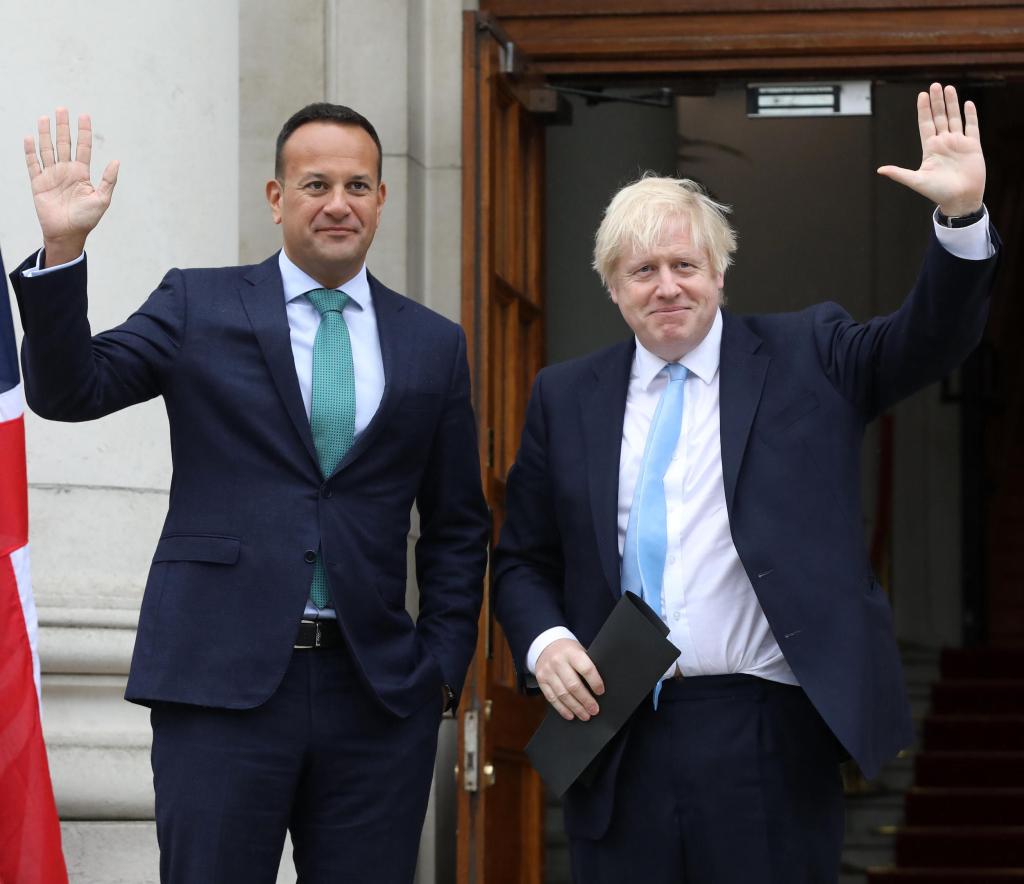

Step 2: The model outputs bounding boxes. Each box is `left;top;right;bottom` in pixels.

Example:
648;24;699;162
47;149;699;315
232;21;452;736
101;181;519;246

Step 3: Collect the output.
877;82;985;217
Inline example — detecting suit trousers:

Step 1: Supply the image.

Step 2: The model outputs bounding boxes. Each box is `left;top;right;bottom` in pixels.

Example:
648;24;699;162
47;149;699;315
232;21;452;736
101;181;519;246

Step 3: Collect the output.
569;674;846;884
150;639;441;884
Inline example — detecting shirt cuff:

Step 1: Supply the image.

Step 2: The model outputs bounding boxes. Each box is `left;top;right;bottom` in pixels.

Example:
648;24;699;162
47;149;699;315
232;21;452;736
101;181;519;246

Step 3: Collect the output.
932;209;994;261
526;626;578;674
21;248;85;278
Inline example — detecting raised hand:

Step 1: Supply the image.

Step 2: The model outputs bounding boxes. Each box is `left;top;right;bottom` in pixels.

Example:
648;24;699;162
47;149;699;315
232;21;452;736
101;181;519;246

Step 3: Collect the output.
877;83;985;218
25;108;119;267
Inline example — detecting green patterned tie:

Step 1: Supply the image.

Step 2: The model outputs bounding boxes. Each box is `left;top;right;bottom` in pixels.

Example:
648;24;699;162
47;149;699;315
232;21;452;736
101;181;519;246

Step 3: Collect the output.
307;288;356;608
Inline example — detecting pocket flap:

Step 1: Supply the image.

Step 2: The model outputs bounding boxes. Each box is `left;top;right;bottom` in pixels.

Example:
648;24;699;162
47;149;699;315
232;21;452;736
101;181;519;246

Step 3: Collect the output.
762;392;819;433
154;534;240;564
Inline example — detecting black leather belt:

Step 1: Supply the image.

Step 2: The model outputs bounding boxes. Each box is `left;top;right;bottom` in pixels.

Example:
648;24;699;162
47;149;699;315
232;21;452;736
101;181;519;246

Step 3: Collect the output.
293;619;343;650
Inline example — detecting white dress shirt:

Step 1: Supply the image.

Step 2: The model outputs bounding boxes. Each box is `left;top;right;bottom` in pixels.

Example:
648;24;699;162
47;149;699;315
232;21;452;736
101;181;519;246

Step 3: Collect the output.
526;211;994;682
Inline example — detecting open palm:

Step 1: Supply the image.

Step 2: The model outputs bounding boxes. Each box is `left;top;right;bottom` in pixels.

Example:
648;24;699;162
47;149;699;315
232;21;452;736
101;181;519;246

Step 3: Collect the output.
25;109;119;252
878;84;985;217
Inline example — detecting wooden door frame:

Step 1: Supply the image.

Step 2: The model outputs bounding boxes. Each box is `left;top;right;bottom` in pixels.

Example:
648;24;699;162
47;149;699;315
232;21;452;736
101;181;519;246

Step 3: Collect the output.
458;12;549;884
459;4;1024;881
478;1;1024;78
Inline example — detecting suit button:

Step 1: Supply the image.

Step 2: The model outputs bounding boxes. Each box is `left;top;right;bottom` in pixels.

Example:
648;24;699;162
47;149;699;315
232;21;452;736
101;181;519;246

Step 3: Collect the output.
303;550;316;564
321;485;333;499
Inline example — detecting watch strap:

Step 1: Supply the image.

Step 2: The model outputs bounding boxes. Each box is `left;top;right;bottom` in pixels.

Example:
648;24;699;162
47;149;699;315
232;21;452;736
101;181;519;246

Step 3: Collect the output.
936;205;985;228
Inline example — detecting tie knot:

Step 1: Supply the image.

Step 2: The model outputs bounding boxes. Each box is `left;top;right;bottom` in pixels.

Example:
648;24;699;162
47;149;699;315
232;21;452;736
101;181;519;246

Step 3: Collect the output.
307;288;349;317
666;363;687;382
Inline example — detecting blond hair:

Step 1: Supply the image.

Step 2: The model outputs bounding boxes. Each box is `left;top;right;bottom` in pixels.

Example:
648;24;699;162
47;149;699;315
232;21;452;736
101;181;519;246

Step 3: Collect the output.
592;176;737;287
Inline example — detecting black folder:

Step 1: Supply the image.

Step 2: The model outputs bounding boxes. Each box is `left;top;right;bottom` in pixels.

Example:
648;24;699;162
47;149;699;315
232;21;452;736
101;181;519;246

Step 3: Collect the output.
525;591;681;797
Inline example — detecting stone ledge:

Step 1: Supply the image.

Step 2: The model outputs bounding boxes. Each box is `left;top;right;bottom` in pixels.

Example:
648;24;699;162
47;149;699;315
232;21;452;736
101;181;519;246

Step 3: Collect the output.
38;606;140;629
40;626;137;674
52;745;154;819
59;822;298;883
42;675;148;740
60;821;159;884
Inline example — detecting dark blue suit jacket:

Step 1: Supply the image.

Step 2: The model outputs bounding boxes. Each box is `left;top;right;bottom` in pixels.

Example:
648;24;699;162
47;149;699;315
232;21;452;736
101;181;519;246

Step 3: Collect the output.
493;231;999;839
11;253;489;718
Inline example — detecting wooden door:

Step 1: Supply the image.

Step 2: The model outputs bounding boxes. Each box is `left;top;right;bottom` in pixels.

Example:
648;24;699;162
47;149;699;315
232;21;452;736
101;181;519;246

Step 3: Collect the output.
457;11;549;884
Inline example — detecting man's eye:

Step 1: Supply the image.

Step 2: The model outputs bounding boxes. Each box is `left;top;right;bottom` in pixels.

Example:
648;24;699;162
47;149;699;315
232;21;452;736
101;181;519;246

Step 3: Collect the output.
349;182;370;192
305;181;327;191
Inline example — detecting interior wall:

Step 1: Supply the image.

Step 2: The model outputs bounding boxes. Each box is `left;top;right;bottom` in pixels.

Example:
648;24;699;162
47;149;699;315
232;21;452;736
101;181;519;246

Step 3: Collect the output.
544;79;964;648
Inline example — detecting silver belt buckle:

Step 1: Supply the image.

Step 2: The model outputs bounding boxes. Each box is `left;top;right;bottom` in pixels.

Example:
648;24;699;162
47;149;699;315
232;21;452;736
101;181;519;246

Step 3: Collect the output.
294;619;317;649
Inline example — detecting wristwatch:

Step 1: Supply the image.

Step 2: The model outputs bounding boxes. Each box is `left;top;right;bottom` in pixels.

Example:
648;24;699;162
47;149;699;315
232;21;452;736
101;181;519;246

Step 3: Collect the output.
936;204;985;228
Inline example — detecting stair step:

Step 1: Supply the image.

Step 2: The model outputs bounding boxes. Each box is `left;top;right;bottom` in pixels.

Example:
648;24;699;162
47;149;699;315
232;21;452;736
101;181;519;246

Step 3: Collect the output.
923;716;1024;751
847;791;905;838
931;682;1024;715
892;826;1024;868
941;649;1024;680
869;869;1024;882
905;788;1024;825
915;753;1024;787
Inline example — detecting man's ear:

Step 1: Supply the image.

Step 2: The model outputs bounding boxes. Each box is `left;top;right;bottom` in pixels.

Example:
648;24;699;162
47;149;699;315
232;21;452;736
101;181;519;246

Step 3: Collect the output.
266;179;283;225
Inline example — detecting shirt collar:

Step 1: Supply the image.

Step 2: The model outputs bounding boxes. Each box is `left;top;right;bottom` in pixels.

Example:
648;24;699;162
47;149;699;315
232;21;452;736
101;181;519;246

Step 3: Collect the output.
277;249;371;311
632;308;723;391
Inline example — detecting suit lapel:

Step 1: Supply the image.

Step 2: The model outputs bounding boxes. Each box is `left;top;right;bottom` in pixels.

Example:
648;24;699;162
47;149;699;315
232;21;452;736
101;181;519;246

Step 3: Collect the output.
239;255;320;472
581;341;635;600
718;311;769;513
332;273;407;475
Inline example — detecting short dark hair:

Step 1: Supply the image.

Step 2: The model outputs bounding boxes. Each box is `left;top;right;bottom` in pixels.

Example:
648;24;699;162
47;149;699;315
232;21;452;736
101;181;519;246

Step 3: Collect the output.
274;103;383;181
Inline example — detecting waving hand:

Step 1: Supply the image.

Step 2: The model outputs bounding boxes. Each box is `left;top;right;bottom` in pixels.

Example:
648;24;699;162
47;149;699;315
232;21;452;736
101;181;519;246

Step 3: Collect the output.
877;83;985;218
25;108;119;267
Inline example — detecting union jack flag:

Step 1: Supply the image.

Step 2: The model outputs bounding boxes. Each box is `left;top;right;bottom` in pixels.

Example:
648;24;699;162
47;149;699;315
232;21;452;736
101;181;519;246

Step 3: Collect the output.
0;249;67;884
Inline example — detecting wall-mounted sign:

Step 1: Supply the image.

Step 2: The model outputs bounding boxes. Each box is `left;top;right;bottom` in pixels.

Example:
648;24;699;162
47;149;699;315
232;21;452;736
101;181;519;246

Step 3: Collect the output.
746;82;871;117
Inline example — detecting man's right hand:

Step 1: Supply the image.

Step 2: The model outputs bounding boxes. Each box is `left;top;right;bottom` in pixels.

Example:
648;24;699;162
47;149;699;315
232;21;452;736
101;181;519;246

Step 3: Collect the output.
25;108;119;267
535;638;605;722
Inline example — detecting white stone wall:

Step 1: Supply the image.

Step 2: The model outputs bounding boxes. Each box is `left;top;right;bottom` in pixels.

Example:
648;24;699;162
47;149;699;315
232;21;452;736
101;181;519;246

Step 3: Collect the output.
2;0;467;880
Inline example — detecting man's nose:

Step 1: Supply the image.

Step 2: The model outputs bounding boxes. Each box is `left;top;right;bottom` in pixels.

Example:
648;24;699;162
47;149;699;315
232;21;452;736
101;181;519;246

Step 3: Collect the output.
653;265;680;296
323;187;351;216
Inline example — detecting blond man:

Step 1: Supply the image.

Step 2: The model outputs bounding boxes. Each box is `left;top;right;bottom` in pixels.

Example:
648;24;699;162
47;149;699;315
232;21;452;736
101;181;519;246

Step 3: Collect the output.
494;84;997;883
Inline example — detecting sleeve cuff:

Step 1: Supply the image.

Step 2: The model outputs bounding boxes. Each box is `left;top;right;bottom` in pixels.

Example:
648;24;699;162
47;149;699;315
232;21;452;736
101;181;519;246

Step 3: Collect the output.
932;208;994;261
22;248;85;278
526;626;578;674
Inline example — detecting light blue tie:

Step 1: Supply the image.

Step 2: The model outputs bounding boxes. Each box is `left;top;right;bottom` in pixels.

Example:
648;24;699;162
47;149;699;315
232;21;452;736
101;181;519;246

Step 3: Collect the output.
306;288;356;609
621;362;687;709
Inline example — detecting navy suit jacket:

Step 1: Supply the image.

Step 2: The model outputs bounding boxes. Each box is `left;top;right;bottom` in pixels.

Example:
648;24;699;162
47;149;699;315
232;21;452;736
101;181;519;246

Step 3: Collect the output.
12;253;489;718
493;231;999;839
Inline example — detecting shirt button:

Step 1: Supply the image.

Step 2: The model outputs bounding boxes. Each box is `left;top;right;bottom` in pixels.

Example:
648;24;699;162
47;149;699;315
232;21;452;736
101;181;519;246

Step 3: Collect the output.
304;550;317;564
673;611;681;622
668;555;677;565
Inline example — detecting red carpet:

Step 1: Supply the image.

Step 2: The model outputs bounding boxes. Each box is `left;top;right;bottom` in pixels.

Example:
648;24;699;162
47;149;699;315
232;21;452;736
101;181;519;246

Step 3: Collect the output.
868;647;1024;883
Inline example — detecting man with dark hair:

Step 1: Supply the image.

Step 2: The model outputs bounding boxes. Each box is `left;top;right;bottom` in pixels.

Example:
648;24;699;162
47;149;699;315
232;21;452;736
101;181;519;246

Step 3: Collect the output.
274;102;383;180
11;103;488;883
